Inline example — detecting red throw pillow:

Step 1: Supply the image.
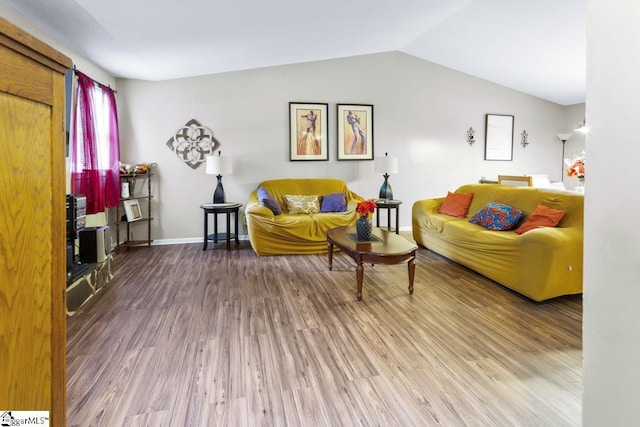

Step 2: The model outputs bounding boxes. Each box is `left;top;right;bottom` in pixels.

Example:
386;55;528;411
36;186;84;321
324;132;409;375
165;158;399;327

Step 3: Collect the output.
438;191;474;218
515;203;566;234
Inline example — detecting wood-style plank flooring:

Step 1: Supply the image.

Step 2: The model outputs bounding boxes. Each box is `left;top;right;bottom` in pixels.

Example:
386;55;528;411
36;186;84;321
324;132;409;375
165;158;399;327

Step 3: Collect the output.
67;237;582;426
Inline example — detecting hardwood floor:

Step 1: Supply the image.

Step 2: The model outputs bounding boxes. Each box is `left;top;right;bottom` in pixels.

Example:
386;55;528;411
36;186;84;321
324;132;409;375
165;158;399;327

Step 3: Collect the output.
67;237;582;426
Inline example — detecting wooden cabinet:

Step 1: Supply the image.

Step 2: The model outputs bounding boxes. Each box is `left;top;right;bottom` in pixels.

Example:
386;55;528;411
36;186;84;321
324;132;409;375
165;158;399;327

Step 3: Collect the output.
0;18;72;425
115;172;154;249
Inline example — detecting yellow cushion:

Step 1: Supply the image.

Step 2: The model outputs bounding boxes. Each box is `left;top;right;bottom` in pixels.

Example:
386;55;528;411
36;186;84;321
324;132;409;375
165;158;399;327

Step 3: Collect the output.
284;195;320;214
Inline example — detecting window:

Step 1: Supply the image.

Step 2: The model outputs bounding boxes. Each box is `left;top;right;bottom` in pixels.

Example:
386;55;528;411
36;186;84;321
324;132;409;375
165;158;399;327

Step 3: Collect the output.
70;71;120;214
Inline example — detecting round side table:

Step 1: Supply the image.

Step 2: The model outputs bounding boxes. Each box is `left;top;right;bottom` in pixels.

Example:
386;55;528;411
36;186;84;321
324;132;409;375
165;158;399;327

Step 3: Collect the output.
375;199;402;234
200;202;242;250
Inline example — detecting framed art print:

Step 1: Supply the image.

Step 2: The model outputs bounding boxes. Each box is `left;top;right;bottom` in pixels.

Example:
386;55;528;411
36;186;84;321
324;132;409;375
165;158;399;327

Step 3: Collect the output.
289;102;329;161
123;199;143;222
337;104;374;160
484;114;514;161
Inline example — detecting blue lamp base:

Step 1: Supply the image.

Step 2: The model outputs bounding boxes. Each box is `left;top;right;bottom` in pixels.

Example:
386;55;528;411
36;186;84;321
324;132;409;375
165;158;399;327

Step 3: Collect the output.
213;175;226;203
378;173;393;200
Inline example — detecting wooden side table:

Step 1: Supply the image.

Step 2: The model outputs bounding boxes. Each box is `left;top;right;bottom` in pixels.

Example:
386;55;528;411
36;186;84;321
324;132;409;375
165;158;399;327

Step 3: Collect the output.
201;202;242;251
375;199;402;234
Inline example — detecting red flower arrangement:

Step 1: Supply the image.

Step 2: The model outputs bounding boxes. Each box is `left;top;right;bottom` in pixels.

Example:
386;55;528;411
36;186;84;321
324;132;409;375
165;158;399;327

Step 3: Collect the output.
356;199;377;217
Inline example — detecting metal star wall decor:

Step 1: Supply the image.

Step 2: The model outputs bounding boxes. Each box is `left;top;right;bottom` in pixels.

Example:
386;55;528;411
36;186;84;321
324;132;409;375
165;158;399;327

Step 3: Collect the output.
165;119;219;169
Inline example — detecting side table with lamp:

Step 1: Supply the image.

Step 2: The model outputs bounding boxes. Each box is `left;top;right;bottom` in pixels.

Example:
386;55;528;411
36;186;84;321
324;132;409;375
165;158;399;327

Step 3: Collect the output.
374;152;401;234
202;151;241;250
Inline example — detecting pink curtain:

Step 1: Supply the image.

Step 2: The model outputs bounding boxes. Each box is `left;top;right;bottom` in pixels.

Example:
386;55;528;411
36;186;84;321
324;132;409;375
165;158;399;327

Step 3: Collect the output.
71;71;120;214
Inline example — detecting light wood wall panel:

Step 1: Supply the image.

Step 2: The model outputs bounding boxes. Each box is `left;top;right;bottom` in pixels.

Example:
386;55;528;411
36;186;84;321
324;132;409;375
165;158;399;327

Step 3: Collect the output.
0;17;71;426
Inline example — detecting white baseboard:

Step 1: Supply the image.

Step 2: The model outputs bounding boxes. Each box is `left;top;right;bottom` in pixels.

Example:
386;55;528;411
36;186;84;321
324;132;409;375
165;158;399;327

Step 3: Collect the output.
152;228;410;246
152;235;250;246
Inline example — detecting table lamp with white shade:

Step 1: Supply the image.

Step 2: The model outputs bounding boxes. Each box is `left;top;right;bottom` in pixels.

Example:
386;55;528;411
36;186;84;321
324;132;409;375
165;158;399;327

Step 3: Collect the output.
374;152;398;200
206;151;233;203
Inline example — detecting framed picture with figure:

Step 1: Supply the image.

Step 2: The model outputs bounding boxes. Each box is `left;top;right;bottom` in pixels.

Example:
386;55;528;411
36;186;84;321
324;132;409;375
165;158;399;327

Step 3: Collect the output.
337;104;374;160
289;102;328;161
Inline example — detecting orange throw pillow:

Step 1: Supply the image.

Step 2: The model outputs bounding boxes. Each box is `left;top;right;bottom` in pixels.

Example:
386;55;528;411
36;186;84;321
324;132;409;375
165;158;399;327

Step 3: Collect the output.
515;203;566;234
438;191;474;218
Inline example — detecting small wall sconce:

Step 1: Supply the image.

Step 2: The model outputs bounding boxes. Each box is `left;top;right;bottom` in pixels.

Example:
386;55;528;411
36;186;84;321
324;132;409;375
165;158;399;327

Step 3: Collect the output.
575;119;588;134
466;127;476;146
520;130;529;148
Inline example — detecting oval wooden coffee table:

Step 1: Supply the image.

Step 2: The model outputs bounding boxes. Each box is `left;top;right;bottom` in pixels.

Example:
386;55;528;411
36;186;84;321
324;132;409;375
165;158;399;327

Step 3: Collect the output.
327;226;418;301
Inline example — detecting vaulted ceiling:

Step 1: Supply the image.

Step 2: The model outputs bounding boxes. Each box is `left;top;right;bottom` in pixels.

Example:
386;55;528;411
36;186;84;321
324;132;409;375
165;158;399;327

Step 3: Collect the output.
0;0;586;105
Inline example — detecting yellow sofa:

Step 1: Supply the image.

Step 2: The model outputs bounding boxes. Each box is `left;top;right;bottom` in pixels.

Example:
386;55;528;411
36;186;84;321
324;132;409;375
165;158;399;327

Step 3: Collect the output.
246;178;364;255
412;184;583;301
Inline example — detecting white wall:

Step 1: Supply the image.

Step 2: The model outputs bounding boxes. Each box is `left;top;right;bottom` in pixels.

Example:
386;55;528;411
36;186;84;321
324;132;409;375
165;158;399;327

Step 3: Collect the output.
117;52;582;242
582;0;640;425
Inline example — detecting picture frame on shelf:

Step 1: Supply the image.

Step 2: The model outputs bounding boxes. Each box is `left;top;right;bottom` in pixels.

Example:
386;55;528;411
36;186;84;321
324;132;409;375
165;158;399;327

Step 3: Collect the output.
289;102;329;161
484;114;514;161
123;199;143;222
337;104;374;160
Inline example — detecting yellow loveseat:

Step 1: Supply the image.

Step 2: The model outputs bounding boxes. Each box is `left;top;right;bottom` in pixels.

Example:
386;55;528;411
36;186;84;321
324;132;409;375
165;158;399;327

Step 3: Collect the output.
412;184;583;301
246;178;364;255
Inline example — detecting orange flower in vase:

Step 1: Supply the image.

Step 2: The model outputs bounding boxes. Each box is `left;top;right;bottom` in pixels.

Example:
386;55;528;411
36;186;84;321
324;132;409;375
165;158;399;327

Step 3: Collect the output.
565;153;585;191
565;155;585;180
356;199;377;217
355;199;377;240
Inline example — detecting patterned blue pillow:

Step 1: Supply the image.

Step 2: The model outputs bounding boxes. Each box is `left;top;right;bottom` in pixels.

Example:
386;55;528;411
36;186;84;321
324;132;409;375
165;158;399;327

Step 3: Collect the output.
258;186;282;215
469;201;524;231
320;193;347;212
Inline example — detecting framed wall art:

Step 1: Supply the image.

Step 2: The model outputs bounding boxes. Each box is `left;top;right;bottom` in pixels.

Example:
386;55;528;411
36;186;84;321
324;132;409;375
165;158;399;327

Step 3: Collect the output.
484;114;514;161
165;118;219;169
289;102;329;161
337;104;374;160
